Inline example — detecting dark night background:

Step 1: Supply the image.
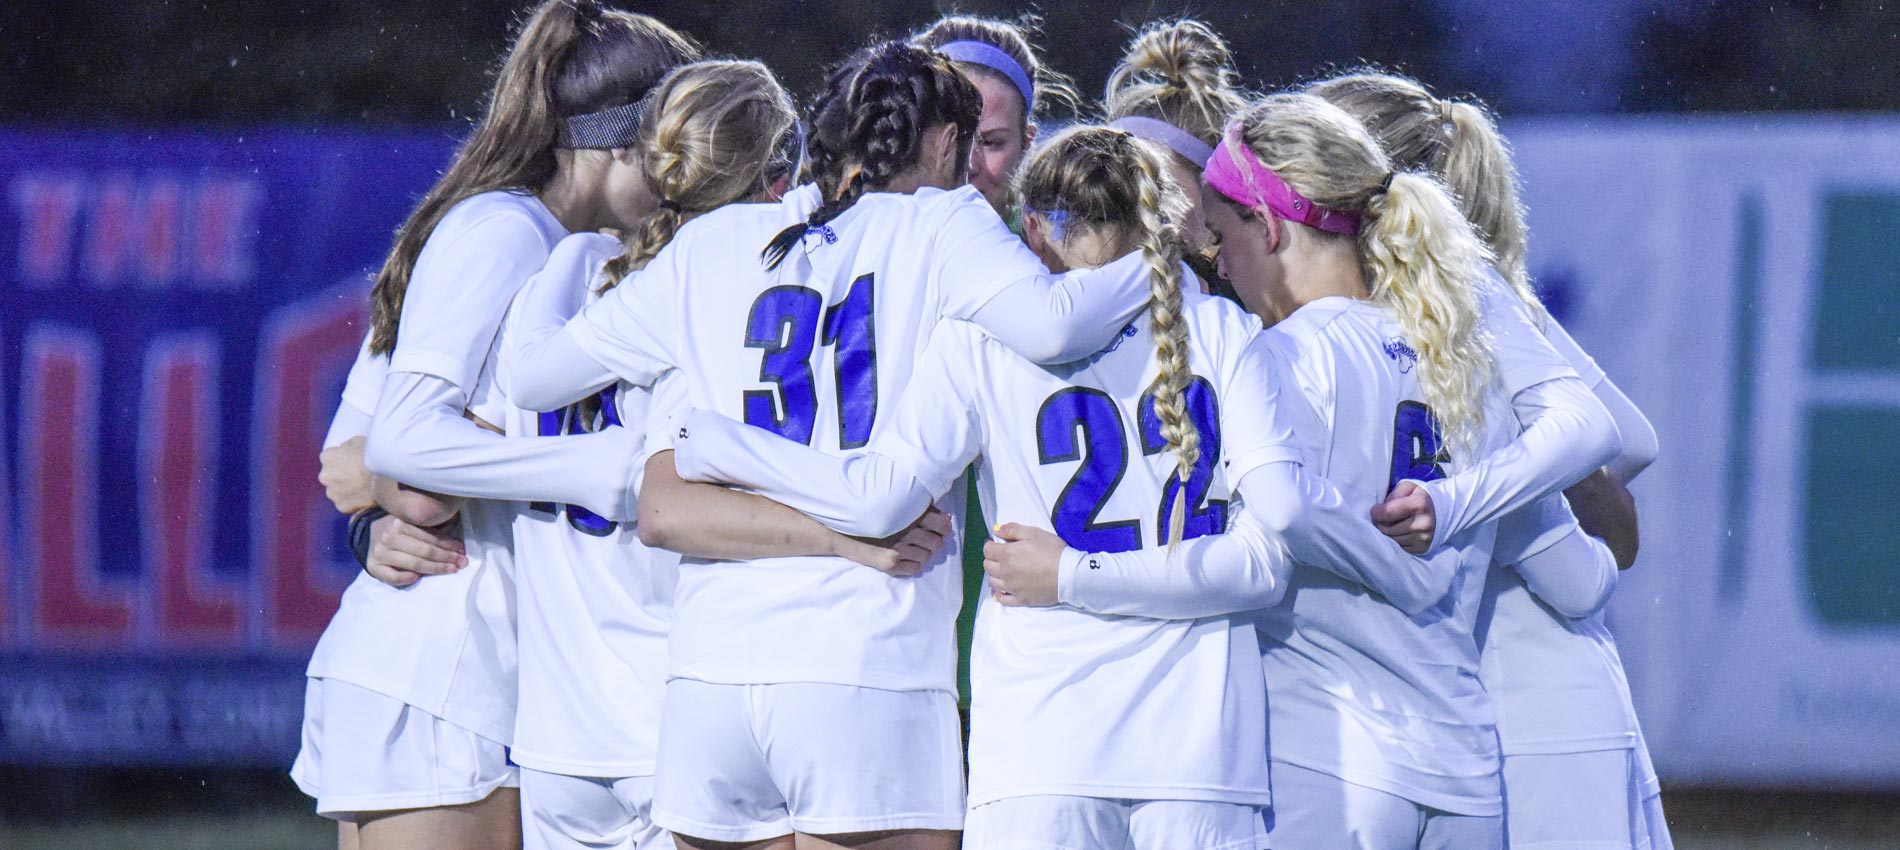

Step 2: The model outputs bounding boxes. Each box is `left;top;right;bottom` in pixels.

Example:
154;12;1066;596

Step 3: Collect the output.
4;1;1899;129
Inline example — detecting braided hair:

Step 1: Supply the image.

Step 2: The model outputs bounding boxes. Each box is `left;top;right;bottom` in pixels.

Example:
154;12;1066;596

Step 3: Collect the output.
597;60;795;291
761;41;982;270
1017;126;1199;544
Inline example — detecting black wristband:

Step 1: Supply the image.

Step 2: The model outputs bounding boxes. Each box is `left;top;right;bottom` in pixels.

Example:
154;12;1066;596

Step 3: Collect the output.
348;507;389;572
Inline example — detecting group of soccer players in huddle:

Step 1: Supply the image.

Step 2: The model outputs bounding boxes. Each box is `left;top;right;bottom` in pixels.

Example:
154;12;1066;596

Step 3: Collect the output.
294;2;1671;849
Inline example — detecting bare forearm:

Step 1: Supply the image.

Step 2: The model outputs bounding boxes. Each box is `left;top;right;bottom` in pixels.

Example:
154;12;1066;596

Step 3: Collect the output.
638;452;854;561
1564;468;1640;569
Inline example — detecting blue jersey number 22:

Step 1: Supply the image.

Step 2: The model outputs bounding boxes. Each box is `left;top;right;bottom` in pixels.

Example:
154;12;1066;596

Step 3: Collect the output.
1035;377;1226;553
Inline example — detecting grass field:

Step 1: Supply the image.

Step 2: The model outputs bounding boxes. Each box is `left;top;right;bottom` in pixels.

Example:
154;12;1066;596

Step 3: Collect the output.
3;770;1897;849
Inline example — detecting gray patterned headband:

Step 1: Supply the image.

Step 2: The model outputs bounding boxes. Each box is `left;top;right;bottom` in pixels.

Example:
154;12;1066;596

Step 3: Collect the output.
558;93;654;149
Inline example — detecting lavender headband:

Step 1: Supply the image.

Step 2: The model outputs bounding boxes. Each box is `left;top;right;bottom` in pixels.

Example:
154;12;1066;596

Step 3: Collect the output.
1109;115;1214;169
936;40;1035;111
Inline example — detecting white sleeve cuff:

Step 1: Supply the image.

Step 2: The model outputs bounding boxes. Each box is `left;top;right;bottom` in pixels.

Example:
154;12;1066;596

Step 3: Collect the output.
1056;545;1085;607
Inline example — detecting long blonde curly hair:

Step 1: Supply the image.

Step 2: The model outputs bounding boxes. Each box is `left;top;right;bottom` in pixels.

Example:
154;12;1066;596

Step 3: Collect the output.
1231;93;1497;454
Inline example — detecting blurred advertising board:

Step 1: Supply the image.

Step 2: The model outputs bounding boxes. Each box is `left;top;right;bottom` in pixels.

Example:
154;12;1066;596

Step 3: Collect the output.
0;130;451;765
1514;116;1900;788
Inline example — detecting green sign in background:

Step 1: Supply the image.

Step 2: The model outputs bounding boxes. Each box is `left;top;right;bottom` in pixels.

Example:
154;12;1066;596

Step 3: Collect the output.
1804;192;1900;627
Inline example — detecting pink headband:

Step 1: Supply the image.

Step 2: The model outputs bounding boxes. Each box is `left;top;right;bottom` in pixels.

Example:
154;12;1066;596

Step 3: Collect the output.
1204;126;1361;236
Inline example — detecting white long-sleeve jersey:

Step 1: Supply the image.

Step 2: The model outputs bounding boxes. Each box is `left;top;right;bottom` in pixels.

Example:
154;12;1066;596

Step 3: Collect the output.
493;233;678;778
1412;272;1621;548
1479;294;1659;792
673;288;1302;807
505;184;1157;695
1249;296;1513;817
307;191;576;745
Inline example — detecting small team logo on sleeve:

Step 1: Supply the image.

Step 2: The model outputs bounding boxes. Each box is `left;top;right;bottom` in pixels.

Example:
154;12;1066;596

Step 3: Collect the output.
1382;337;1419;374
1098;323;1141;355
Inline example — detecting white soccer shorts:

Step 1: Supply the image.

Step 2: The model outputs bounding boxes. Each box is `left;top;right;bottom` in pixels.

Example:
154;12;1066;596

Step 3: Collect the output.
1502;749;1656;850
290;677;518;818
1268;761;1503;850
521;768;671;850
650;679;965;842
964;795;1267;850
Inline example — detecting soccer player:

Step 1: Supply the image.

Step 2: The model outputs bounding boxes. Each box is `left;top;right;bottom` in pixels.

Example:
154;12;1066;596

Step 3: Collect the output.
1102;18;1247;290
914;15;1071;221
494;60;859;850
293;3;695;849
986;94;1600;849
1313;71;1671;850
660;123;1461;850
1200;93;1519;850
503;41;1162;850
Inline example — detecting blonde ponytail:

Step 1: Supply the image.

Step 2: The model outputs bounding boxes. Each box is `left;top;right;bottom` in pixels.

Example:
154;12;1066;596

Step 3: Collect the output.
1309;71;1547;327
1233;93;1496;455
1105;19;1246;146
1361;171;1494;454
1442;100;1543;326
599;60;795;291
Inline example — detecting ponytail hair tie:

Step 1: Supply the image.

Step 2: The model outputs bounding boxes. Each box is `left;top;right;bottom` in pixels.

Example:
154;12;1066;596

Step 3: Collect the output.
1378;171;1397;193
658;198;682;213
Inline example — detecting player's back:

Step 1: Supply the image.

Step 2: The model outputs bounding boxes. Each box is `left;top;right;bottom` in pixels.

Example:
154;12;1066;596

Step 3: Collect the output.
306;193;550;745
494;232;677;777
643;183;1035;694
1255;295;1507;815
1478;569;1639;756
955;288;1276;807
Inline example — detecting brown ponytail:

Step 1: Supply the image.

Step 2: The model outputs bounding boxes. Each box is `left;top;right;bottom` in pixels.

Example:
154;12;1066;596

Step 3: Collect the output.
366;0;696;354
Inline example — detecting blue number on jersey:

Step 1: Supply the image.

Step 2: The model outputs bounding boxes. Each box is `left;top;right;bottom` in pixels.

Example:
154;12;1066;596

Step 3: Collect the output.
742;277;879;446
1389;400;1448;493
530;388;622;537
1036;387;1142;553
743;285;823;443
822;273;878;449
1138;376;1227;544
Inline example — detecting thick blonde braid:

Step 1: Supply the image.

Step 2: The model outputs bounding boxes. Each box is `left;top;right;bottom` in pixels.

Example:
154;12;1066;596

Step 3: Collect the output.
1124;135;1198;545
